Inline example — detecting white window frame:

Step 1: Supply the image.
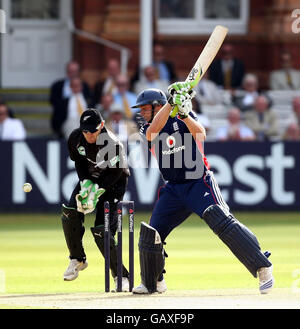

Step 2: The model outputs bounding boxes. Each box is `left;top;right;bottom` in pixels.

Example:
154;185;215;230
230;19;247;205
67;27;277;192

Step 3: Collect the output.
156;0;249;35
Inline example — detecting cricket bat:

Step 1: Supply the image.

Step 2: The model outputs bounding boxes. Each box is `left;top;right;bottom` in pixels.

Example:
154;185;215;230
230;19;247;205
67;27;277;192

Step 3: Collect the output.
170;25;228;117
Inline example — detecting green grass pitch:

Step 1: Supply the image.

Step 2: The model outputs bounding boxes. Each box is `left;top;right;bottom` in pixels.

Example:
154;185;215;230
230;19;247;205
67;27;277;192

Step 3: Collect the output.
0;211;299;295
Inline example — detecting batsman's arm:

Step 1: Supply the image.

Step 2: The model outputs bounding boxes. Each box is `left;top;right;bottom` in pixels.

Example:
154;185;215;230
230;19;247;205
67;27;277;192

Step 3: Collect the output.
181;116;206;143
145;103;172;141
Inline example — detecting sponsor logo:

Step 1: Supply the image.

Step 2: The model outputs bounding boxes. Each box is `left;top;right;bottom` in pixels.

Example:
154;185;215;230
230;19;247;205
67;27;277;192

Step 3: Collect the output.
204;192;210;197
166;136;176;148
162;145;185;155
110;155;120;167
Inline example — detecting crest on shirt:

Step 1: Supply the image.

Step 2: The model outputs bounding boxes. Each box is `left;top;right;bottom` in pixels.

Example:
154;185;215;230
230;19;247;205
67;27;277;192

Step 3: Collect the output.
78;146;86;156
166;135;176;148
173;122;179;131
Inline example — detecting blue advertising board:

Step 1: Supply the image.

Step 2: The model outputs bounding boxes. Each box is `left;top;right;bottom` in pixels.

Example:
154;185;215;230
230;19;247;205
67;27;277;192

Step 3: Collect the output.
0;139;299;212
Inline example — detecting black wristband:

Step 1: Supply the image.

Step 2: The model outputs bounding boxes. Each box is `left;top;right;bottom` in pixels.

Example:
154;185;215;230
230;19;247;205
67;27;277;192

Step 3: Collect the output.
177;113;188;120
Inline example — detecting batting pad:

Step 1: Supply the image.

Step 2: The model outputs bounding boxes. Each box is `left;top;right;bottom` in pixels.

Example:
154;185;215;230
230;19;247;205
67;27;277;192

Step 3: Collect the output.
138;222;165;293
203;205;272;277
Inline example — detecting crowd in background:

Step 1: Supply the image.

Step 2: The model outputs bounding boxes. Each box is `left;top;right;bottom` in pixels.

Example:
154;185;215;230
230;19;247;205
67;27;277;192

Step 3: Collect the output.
1;42;300;143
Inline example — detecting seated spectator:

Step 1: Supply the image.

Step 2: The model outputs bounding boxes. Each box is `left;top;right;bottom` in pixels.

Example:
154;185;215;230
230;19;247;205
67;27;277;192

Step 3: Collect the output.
269;51;300;90
195;72;224;105
285;96;300;128
113;74;137;119
209;43;245;90
0;102;26;140
105;102;139;144
0;97;15;118
232;73;260;112
50;61;92;137
152;43;177;84
245;95;279;141
51;77;90;139
94;93;114;121
282;123;300;141
130;43;177;89
216;107;255;141
133;65;169;95
93;58;120;103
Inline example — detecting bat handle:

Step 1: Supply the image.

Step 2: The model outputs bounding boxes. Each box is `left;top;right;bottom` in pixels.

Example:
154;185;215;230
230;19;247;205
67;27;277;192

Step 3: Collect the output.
170;105;178;118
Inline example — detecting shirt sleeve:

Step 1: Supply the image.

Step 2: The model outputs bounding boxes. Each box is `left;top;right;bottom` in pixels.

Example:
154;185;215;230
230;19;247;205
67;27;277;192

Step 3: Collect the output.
67;131;90;181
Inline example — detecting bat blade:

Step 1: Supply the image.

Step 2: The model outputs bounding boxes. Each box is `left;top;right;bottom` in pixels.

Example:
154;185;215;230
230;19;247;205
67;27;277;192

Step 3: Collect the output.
170;25;228;117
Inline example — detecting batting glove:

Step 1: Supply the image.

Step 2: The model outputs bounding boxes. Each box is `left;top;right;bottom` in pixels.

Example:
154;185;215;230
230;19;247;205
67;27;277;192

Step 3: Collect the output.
171;90;195;119
167;81;192;96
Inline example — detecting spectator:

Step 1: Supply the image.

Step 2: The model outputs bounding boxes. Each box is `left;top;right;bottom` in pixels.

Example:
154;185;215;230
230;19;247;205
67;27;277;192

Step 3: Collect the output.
282;123;300;141
94;93;114;121
0;102;26;140
286;96;300;128
195;72;224;105
51;77;89;139
245;95;279;141
105;102;139;144
0;97;15;118
152;43;177;84
133;65;169;95
113;74;137;119
130;43;177;89
232;73;260;112
209;43;245;90
93;58;120;103
50;61;92;136
269;51;300;90
216;107;255;141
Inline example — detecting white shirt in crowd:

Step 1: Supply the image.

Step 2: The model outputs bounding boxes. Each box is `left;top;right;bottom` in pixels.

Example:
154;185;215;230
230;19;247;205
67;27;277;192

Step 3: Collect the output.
216;124;255;141
0;118;26;141
62;93;87;139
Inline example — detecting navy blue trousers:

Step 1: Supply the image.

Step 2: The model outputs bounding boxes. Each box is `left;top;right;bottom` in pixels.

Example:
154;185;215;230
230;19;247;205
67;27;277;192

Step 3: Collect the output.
149;170;229;242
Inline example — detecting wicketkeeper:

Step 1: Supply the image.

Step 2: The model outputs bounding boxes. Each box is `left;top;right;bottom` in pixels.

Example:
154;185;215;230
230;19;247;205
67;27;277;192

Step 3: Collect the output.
131;85;274;294
61;108;131;291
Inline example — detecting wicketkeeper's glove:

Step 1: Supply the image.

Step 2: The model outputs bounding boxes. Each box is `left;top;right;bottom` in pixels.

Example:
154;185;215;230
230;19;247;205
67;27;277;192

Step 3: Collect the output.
76;179;105;214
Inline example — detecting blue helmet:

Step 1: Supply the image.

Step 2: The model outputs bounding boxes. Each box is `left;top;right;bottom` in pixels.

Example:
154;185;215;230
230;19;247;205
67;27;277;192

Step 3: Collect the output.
132;88;167;108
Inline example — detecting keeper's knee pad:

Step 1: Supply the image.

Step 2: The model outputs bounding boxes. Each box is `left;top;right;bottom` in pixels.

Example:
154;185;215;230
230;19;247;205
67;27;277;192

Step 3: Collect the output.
61;205;86;261
91;226;129;278
203;205;271;277
139;222;166;293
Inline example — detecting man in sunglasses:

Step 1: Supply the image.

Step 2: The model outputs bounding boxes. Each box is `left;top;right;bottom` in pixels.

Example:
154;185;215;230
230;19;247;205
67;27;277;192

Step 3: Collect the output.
61;108;131;291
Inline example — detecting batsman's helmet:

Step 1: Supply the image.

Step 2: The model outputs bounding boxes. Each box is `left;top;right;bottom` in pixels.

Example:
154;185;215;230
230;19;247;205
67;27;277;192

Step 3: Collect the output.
132;88;167;108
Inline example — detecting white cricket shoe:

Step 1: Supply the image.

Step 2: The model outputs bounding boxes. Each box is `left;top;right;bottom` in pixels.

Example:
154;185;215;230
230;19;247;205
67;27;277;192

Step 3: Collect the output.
157;279;167;293
114;277;130;292
132;283;149;294
63;259;88;281
132;279;167;294
258;265;274;294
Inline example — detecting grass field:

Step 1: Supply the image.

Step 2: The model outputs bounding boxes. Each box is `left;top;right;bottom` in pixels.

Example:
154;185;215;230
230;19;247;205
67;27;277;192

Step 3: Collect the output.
0;211;299;295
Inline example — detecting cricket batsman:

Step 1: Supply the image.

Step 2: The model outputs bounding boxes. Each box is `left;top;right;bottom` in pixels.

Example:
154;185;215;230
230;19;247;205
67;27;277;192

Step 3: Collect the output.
61;108;131;291
131;85;274;294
